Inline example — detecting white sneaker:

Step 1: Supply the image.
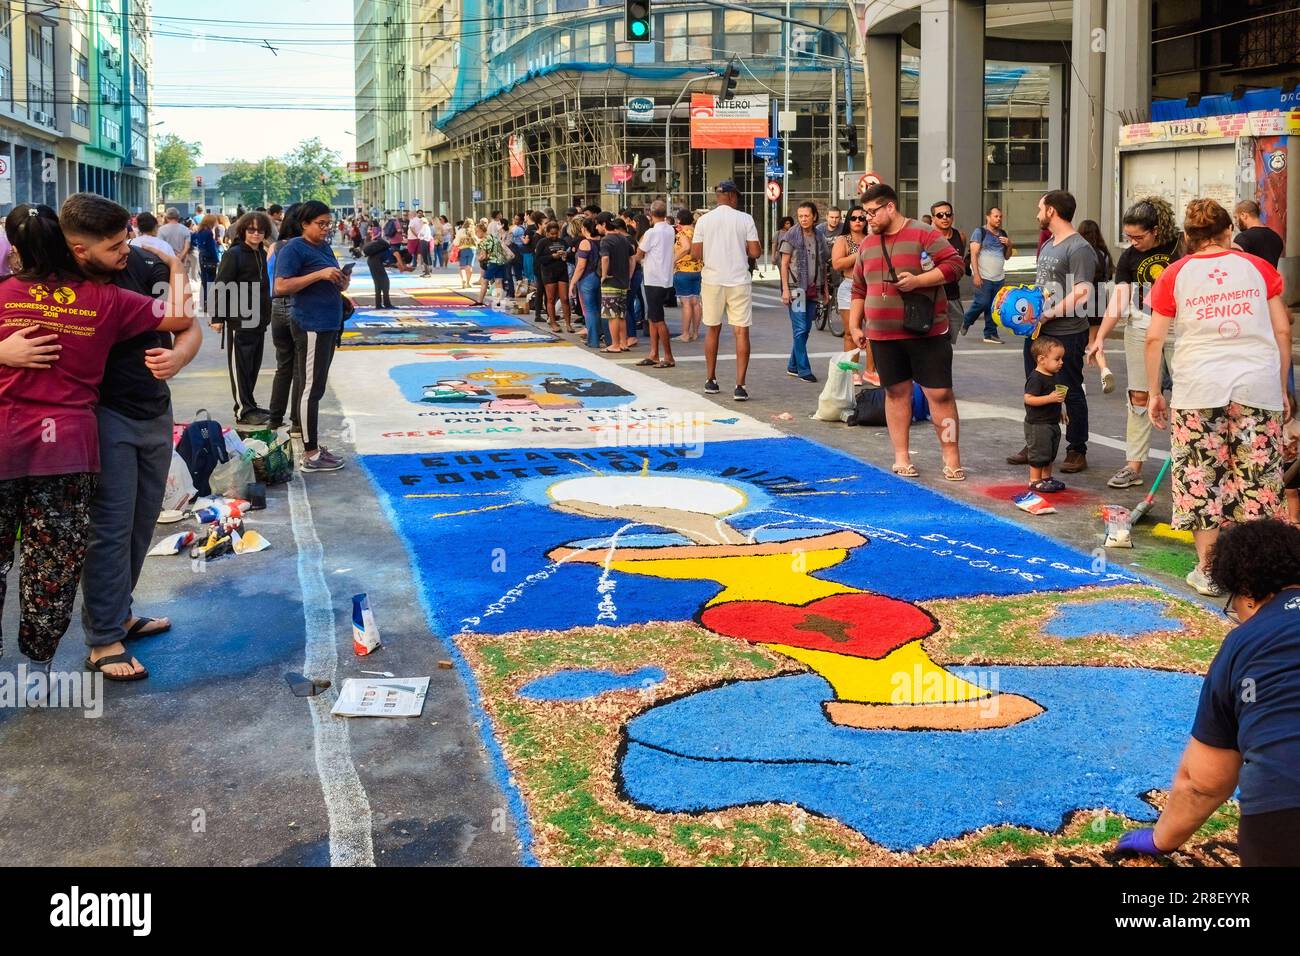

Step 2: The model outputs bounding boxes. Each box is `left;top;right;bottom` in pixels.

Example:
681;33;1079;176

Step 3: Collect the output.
1101;369;1116;394
1186;566;1224;597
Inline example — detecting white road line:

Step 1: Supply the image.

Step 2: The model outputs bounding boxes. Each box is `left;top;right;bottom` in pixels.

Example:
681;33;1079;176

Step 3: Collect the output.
287;475;376;868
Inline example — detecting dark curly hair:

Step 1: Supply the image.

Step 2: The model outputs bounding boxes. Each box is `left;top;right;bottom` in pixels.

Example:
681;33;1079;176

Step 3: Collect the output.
1209;519;1300;601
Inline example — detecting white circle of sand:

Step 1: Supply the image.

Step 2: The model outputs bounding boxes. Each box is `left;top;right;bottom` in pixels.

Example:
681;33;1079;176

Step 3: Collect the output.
548;475;746;516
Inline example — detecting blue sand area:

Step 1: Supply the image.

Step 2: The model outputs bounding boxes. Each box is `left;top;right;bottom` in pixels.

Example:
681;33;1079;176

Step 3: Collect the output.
619;665;1201;851
518;667;667;701
1045;599;1185;640
358;437;1144;637
389;360;635;409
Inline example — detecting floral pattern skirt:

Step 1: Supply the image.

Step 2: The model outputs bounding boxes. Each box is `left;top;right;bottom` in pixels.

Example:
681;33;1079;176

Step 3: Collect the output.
1169;402;1285;531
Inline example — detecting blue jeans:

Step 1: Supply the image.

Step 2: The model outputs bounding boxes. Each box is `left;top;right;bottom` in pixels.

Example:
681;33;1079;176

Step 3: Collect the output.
627;268;645;334
786;299;815;377
963;279;1003;337
579;273;606;348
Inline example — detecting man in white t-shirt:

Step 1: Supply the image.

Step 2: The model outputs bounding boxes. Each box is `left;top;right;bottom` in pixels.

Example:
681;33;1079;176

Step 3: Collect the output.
637;199;676;368
691;181;761;401
128;211;175;260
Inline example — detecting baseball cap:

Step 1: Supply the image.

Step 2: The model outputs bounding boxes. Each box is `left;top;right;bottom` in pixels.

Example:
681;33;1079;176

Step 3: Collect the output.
595;211;616;225
714;180;739;194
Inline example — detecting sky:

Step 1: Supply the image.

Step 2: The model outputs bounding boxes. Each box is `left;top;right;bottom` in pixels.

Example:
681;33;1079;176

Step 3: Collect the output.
149;0;358;166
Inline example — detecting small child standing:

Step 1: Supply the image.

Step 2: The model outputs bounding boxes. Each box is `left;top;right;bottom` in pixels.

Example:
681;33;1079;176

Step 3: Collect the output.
1024;336;1068;493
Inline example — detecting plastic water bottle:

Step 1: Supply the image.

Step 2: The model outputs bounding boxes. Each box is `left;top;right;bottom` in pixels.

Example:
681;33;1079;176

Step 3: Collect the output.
920;251;934;272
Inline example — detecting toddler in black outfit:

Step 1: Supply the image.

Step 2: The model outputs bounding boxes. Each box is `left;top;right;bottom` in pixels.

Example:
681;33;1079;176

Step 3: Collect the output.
1024;336;1067;493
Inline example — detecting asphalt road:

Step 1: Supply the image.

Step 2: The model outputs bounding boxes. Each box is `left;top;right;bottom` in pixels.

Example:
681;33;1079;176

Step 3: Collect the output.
0;253;1216;867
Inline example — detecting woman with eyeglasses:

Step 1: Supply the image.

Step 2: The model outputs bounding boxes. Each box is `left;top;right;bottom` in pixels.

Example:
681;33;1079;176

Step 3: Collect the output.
1086;197;1182;493
830;206;877;386
273;201;351;472
1116;518;1300;865
212;211;274;426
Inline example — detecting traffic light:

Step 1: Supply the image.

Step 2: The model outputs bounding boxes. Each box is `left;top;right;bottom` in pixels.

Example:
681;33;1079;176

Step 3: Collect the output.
625;1;651;43
838;123;859;157
195;176;203;188
718;59;739;101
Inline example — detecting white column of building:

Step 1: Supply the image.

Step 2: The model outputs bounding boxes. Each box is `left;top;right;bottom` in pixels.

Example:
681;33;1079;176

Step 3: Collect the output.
865;33;899;189
1067;0;1106;225
917;0;984;219
1048;64;1066;191
1101;0;1151;241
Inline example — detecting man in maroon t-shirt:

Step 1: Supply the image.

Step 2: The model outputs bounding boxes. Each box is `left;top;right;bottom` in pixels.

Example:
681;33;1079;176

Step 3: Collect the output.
849;183;966;481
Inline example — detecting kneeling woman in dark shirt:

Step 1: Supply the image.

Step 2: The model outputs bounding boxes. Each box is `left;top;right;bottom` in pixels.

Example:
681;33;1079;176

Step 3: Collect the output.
1116;518;1300;865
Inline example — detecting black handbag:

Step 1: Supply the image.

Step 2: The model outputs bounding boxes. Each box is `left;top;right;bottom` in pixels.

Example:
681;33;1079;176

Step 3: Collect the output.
879;233;936;335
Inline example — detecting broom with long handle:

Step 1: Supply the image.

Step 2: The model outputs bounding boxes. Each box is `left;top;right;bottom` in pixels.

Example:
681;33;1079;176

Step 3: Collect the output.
1130;456;1172;525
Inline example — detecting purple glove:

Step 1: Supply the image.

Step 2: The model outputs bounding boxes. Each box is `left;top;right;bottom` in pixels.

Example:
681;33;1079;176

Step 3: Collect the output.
1116;828;1167;855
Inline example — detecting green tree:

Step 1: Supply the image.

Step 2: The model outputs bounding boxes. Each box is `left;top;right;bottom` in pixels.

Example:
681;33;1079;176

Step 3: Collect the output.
154;134;203;200
283;137;345;204
218;158;290;207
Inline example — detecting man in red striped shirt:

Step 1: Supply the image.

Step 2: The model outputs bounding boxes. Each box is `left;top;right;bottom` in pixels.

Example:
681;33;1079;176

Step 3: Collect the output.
849;183;966;481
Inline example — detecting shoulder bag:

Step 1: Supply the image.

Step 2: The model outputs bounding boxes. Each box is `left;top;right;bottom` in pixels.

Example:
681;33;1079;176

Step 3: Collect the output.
879;232;936;335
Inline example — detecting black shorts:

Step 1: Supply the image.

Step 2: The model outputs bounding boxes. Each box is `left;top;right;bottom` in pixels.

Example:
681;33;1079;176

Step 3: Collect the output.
870;335;953;390
1024;421;1061;467
644;285;671;323
1238;806;1300;866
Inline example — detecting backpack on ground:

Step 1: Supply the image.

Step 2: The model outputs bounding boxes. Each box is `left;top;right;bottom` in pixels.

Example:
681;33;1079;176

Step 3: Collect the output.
846;383;930;427
175;409;230;497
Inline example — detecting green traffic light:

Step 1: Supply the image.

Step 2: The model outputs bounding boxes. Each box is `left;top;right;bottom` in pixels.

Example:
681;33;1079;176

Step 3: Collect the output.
631;20;648;37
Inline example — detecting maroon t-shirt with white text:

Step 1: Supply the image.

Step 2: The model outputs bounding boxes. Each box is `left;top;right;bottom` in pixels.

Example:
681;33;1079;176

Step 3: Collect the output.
0;275;163;479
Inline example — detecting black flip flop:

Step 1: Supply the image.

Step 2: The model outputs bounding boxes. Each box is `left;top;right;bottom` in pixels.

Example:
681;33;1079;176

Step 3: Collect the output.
85;653;149;682
635;358;658;366
125;616;170;639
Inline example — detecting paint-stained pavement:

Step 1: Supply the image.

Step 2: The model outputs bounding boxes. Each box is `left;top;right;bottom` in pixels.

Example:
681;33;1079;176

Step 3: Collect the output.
0;255;1214;867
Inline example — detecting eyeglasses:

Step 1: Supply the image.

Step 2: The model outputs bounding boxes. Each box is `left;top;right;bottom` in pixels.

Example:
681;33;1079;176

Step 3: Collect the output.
310;219;334;229
933;211;953;219
863;204;887;219
1223;593;1241;624
245;225;265;233
847;215;867;222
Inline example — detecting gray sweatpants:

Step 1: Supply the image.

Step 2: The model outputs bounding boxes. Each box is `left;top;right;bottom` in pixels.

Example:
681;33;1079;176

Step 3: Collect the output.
80;406;173;648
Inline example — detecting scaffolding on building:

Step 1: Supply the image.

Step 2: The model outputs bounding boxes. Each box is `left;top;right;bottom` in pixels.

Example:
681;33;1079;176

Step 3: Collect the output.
436;66;851;252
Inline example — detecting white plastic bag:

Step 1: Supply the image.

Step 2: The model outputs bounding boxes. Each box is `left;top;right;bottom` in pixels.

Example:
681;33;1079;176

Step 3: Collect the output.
208;452;255;499
812;350;860;422
163;450;197;511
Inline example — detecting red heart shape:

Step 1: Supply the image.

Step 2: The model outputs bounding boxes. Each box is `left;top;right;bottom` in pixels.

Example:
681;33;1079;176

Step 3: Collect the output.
699;593;936;660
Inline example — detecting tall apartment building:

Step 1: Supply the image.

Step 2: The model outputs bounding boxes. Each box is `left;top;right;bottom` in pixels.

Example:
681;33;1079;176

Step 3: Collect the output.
0;0;154;214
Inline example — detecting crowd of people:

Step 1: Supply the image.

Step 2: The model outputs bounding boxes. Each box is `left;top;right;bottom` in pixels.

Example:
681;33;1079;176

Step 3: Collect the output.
0;179;1294;861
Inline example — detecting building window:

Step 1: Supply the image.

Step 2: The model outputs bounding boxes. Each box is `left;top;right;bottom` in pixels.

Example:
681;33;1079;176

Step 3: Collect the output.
102;116;121;143
723;12;753;57
662;13;686;61
73;99;89;126
688;10;713;61
74;53;89;81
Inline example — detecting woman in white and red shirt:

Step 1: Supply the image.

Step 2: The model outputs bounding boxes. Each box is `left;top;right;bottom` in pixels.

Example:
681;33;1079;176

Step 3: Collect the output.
1146;198;1293;596
0;204;190;693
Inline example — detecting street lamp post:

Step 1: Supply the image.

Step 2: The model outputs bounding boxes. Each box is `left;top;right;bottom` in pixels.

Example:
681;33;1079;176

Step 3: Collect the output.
664;72;720;212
